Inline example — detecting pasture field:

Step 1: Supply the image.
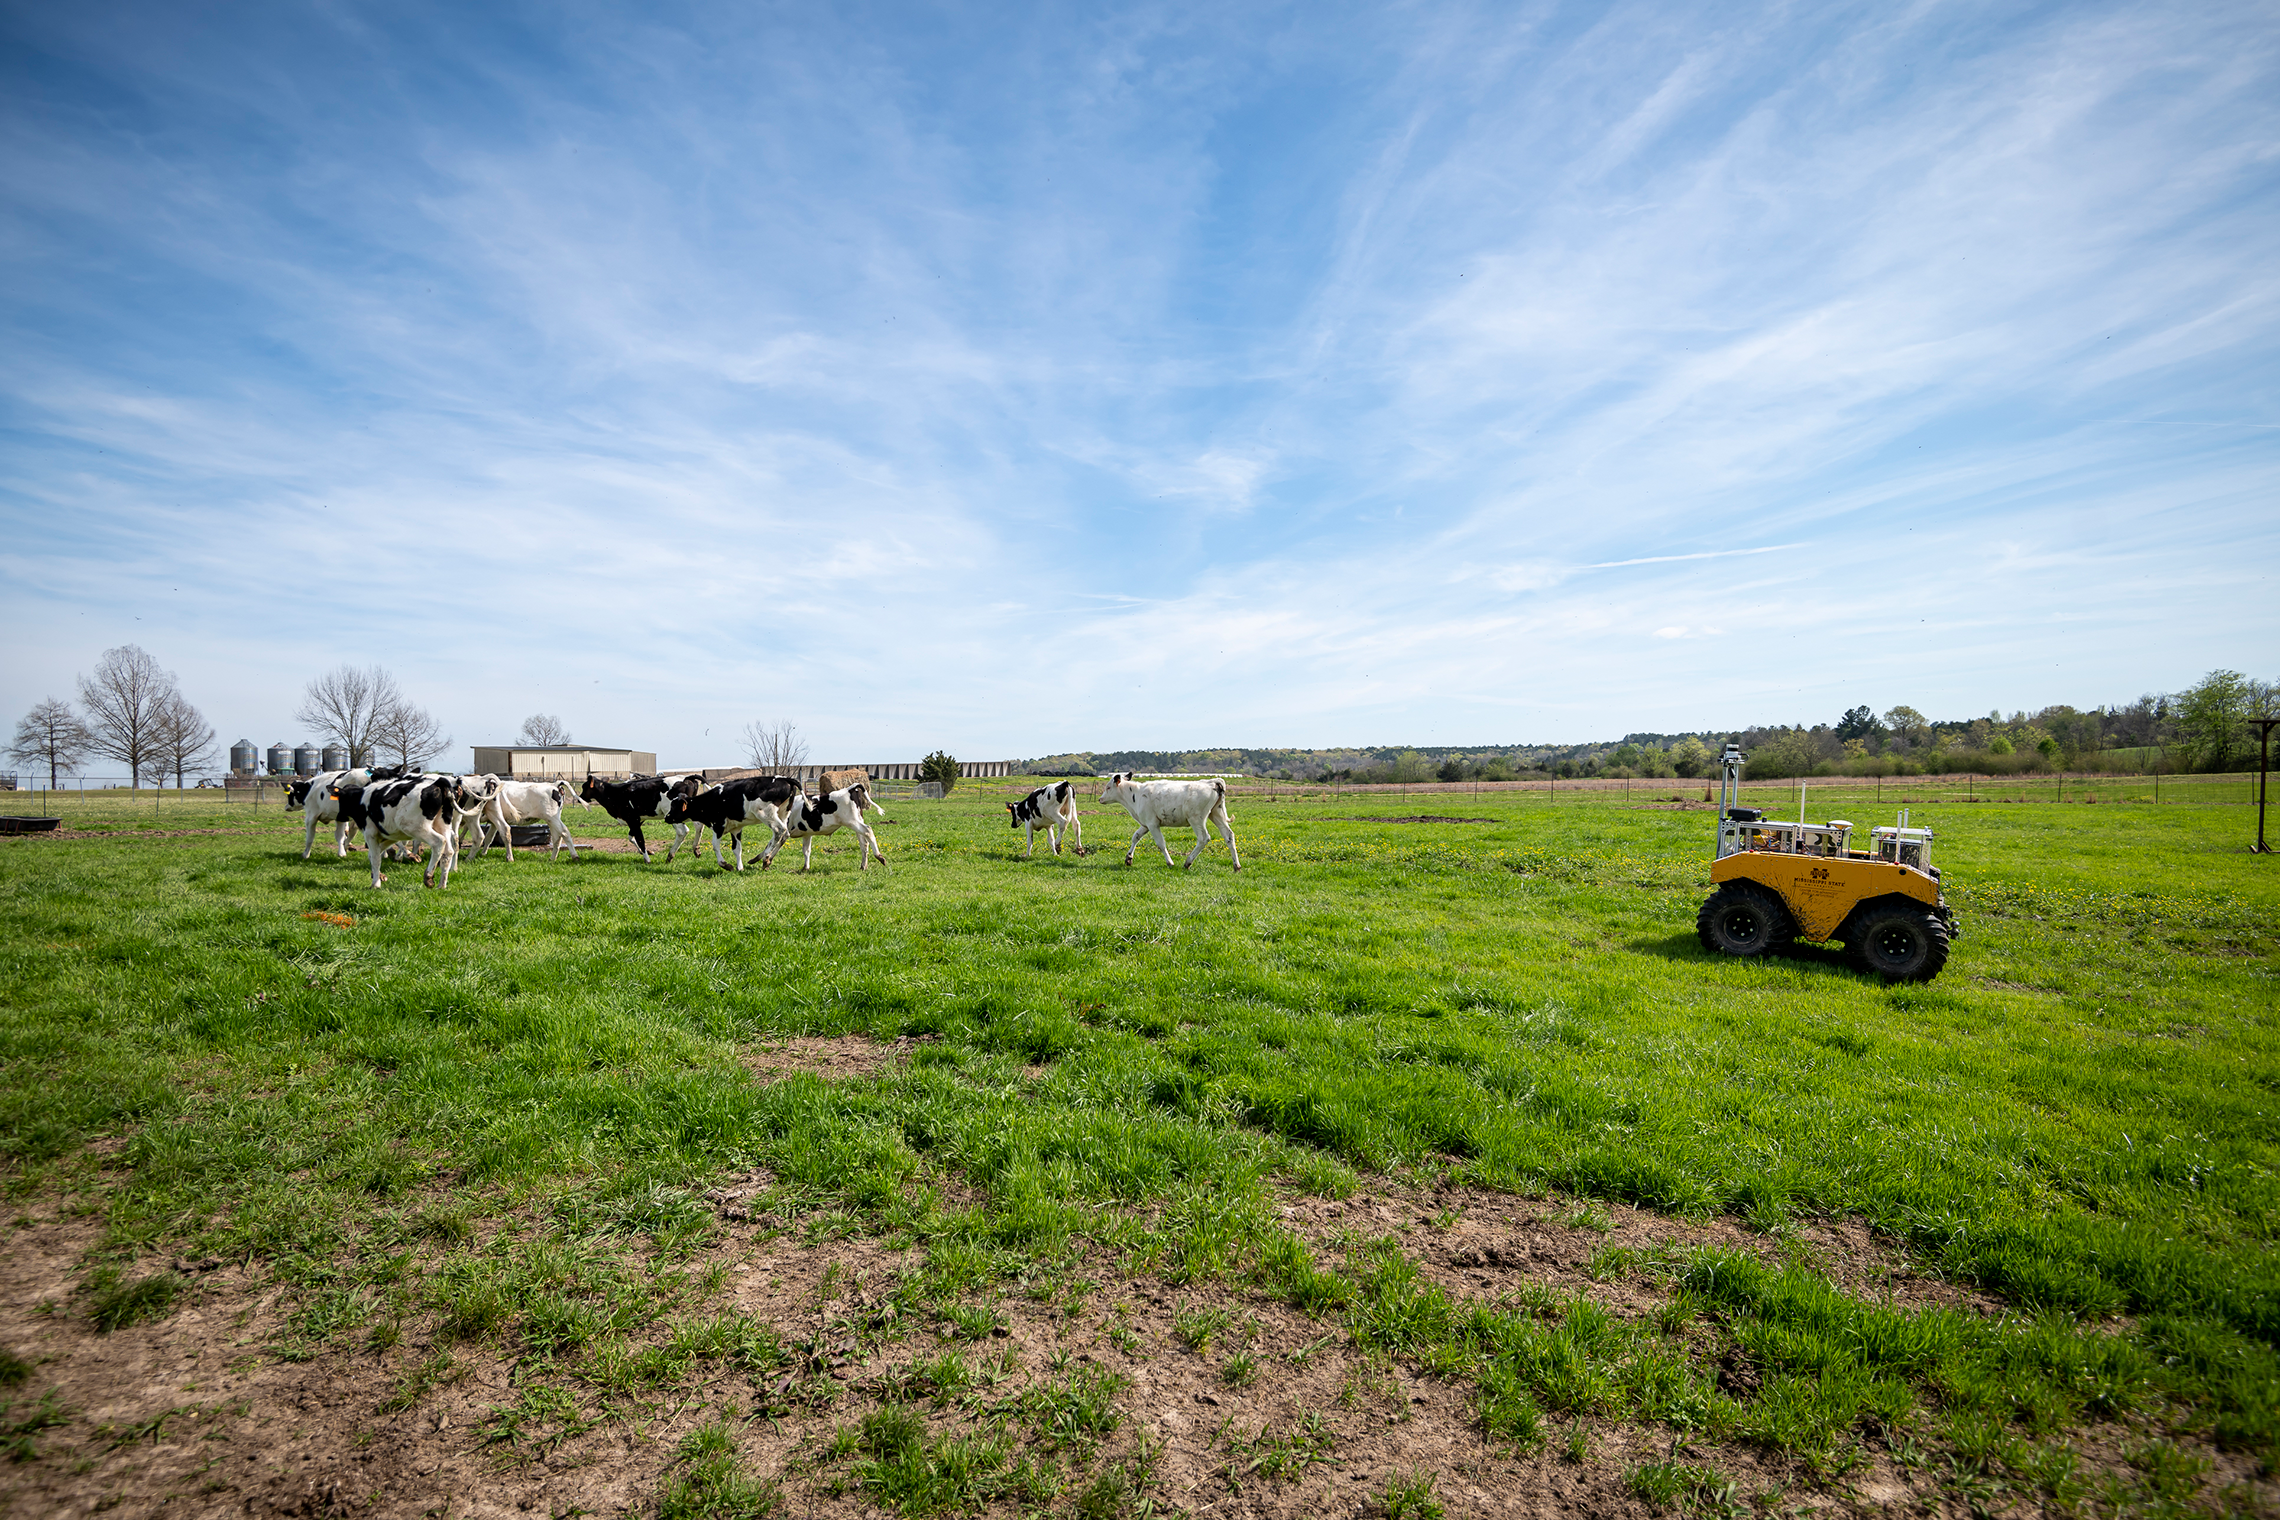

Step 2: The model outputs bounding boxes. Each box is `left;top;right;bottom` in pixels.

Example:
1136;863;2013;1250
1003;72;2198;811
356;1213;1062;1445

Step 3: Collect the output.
0;782;2273;1517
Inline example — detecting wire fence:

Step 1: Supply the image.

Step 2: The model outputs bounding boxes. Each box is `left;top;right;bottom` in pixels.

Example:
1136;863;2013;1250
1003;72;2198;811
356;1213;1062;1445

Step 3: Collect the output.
1;767;2270;819
1194;769;2270;809
0;777;306;814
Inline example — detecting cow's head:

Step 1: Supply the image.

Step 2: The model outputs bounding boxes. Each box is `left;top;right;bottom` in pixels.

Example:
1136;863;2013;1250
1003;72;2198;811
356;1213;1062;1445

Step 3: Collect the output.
285;780;313;810
1098;771;1131;803
578;775;603;802
666;790;700;825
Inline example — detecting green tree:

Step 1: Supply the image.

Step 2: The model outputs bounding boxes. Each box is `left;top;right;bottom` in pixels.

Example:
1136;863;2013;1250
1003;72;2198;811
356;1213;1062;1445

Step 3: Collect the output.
1883;706;1931;747
1671;736;1708;777
1835;705;1881;742
919;750;960;794
1988;734;2014;756
2174;669;2251;772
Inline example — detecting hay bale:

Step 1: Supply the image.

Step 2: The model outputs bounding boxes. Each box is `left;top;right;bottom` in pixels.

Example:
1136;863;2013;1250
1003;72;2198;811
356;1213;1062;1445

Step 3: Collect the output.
822;767;869;792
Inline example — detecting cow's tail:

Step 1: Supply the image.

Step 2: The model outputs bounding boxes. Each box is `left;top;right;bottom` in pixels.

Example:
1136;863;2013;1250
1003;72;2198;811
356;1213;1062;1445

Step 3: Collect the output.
853;782;885;817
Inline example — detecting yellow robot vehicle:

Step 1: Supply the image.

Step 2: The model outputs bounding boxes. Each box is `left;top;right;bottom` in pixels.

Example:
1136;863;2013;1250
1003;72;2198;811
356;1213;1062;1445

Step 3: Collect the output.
1696;743;1957;981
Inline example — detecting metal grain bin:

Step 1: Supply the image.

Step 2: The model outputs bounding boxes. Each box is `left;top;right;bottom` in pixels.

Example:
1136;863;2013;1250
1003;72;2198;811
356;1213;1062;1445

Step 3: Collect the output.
293;744;320;777
267;742;291;775
230;739;257;775
321;744;348;772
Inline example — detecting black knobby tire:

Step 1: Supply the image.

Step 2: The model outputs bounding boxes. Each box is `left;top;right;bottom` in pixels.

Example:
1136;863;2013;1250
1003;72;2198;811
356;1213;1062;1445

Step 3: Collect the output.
1697;885;1793;958
1848;902;1951;982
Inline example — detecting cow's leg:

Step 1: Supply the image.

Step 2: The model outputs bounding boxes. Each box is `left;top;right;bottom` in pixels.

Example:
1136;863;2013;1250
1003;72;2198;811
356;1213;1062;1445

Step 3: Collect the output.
666;819;687;863
335;817;356;857
1124;825;1148;865
1069;811;1083;854
302;808;321;860
730;825;748;872
1213;805;1241;870
1148;822;1178;866
1182;818;1212;869
802;836;816;871
551;810;577;860
867;825;886;868
628;817;650;862
367;827;387;888
1024;822;1038;858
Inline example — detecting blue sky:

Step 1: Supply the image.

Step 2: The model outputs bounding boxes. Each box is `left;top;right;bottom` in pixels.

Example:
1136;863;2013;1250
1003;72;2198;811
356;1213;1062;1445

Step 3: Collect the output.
2;0;2273;770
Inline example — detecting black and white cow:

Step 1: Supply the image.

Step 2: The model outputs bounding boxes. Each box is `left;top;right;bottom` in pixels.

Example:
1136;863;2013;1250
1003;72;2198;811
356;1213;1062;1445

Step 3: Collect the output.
1006;780;1084;857
758;783;887;871
465;778;585;861
290;766;413;858
336;774;487;888
666;775;806;871
1097;772;1240;870
578;774;706;862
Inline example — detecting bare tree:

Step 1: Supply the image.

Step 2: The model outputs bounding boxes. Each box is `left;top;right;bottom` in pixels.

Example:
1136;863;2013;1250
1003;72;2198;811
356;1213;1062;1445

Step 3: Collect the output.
296;665;402;768
153;691;218;790
375;699;453;770
78;644;179;786
742;719;808;773
518;713;569;746
8;697;91;788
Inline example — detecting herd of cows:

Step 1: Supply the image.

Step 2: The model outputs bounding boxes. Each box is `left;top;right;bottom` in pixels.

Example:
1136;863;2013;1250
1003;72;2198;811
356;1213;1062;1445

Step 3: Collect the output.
282;767;1241;888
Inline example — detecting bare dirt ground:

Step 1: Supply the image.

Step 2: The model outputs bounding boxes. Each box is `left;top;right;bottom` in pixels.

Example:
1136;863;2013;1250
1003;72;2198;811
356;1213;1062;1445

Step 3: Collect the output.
2;1047;2268;1518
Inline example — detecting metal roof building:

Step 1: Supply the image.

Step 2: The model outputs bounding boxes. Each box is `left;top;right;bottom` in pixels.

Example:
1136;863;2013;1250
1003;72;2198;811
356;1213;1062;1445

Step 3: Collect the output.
470;744;657;780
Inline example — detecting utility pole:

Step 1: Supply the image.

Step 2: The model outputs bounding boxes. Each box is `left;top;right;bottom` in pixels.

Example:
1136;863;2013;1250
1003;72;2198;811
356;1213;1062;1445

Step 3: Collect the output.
2252;718;2280;855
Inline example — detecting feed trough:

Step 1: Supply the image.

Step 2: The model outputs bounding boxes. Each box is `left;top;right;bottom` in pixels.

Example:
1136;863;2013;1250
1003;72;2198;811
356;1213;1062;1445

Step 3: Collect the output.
0;817;63;835
509;823;556;848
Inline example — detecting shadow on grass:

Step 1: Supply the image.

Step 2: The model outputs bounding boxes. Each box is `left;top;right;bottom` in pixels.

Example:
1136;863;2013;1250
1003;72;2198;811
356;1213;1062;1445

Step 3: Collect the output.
1627;932;1864;978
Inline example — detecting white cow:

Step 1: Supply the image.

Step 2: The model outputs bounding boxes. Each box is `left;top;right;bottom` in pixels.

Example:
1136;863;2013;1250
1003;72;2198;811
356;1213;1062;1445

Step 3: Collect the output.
1006;780;1084;857
465;778;584;861
1098;772;1240;870
758;784;888;872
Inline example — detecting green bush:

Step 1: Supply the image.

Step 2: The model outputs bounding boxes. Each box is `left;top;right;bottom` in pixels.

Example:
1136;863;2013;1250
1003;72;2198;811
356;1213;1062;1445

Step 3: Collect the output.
919;751;959;795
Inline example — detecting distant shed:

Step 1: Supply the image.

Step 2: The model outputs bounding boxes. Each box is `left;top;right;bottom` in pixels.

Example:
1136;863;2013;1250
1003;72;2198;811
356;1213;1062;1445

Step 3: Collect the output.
471;744;658;780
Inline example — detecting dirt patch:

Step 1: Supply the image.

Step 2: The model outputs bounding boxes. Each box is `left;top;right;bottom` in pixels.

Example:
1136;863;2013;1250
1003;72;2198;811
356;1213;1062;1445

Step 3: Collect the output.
1271;1185;2002;1321
1319;815;1499;825
736;1034;931;1085
1633;801;1713;811
0;825;280;843
0;1175;2258;1519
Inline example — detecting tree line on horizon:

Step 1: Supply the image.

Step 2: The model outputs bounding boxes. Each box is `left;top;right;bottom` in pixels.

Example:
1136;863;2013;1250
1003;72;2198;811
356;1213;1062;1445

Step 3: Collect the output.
1021;669;2276;784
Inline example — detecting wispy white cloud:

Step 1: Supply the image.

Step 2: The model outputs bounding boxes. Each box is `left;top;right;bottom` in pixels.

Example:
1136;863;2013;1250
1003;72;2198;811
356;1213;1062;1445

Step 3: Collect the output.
0;0;2273;763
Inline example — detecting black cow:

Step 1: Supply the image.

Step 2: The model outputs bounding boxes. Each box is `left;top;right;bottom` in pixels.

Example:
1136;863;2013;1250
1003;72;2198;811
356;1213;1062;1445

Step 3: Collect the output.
667;775;807;871
579;773;706;862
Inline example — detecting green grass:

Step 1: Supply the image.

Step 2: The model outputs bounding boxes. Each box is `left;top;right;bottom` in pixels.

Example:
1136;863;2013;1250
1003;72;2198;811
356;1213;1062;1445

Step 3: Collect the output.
2;780;2276;1496
661;1418;781;1520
